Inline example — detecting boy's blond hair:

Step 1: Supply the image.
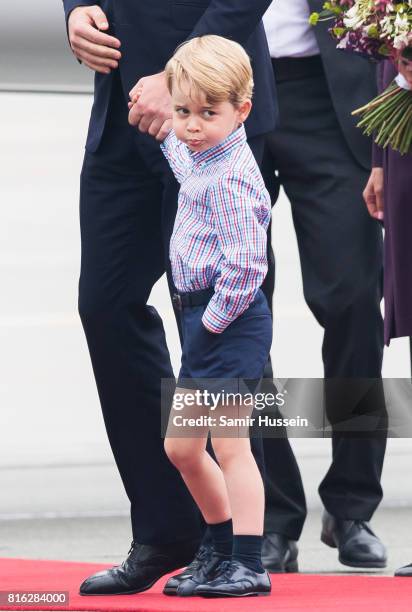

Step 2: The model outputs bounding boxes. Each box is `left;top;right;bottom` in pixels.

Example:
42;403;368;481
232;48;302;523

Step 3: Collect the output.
165;35;254;107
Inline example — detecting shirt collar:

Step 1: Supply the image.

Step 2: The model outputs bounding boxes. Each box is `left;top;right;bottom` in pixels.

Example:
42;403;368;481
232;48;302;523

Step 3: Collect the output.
189;124;247;166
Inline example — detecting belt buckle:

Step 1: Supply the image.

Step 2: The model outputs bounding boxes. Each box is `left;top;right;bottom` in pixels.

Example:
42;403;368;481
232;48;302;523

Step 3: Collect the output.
172;293;182;311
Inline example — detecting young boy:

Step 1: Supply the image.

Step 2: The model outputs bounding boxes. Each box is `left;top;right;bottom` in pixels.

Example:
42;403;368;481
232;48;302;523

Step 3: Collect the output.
132;35;273;597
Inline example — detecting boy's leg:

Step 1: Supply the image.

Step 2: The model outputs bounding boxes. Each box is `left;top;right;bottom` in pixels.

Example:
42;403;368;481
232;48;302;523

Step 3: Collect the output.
210;402;265;537
165;389;231;525
191;407;271;597
164;391;235;596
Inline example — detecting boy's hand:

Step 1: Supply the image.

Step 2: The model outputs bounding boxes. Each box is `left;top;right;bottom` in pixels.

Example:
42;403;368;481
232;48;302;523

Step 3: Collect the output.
68;5;121;74
128;90;143;110
128;72;173;141
363;168;384;221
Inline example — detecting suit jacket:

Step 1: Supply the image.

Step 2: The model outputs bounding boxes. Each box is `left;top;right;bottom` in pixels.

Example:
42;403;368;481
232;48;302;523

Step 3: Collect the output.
63;0;278;152
308;0;377;169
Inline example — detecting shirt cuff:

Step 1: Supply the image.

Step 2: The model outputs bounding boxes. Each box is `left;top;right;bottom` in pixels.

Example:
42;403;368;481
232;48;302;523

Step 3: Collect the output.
202;298;233;334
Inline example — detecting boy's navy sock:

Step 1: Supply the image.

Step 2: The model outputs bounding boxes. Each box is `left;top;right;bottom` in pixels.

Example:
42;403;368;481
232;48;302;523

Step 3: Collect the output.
232;534;265;573
208;519;233;557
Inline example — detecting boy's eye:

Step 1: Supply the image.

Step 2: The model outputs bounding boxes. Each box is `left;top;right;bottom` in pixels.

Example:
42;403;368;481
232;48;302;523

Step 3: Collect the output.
203;110;216;117
176;107;189;115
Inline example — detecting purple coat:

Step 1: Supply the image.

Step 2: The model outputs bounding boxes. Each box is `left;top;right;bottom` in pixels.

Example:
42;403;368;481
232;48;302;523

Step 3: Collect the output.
373;61;412;345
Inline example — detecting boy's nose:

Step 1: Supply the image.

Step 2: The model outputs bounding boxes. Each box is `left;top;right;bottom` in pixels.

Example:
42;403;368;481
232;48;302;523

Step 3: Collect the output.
187;118;201;132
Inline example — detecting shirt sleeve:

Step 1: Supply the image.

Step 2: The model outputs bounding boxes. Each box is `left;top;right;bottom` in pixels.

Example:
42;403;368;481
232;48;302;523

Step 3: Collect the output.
160;130;191;184
202;171;270;334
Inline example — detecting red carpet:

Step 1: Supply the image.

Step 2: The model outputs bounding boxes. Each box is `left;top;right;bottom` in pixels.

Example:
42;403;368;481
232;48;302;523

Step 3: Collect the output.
0;558;412;611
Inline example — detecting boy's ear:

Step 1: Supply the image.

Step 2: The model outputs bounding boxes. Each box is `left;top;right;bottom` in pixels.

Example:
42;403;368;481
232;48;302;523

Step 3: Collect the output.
238;99;252;123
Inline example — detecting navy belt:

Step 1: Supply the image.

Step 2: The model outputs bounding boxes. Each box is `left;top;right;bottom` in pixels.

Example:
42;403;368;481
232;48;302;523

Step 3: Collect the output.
172;287;214;311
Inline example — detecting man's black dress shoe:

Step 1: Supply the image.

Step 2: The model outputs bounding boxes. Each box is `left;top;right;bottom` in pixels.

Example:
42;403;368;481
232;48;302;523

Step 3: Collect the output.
395;563;412;577
176;552;228;597
194;560;271;598
261;533;299;573
321;510;387;568
163;544;214;595
79;538;200;595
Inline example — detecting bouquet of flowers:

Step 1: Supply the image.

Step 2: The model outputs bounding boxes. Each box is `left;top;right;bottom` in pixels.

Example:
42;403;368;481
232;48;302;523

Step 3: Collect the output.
310;1;412;154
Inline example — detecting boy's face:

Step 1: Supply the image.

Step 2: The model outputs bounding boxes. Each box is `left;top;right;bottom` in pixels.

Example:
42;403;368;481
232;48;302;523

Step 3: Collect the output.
171;81;251;153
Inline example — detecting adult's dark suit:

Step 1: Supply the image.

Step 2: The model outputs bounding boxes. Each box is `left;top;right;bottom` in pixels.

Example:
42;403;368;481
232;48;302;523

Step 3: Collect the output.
62;0;277;546
262;1;387;542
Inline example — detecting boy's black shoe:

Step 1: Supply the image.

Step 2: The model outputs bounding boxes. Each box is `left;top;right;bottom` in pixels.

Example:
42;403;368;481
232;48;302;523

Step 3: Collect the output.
194;560;271;598
163;544;214;595
79;538;200;595
176;553;228;597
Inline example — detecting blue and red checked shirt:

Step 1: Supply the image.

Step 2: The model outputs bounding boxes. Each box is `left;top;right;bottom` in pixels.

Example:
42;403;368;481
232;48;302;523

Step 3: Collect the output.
161;125;271;334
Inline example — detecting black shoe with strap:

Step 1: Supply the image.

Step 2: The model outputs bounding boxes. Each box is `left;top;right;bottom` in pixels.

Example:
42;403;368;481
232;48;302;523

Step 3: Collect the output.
321;510;387;568
79;537;200;595
261;533;299;573
163;543;214;595
176;552;229;597
194;559;271;598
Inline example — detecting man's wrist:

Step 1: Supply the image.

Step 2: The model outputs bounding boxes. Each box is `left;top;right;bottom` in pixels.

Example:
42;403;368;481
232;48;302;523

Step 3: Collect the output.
64;1;95;24
64;2;94;50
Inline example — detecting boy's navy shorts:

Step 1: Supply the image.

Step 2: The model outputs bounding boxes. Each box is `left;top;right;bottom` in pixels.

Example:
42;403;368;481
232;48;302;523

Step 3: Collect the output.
175;287;272;395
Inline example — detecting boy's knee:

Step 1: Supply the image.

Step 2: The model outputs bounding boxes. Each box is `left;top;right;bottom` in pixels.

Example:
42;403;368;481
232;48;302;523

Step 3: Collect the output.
164;438;178;465
211;438;240;468
164;438;196;470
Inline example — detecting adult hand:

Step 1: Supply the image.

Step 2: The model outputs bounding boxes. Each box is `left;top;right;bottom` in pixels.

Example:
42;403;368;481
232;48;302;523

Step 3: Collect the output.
398;48;412;88
363;167;384;221
68;5;121;74
128;72;173;140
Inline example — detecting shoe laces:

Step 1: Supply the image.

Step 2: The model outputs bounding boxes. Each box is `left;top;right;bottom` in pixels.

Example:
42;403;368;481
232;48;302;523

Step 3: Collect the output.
195;544;214;563
352;520;374;535
213;559;238;579
186;544;215;573
352;520;368;530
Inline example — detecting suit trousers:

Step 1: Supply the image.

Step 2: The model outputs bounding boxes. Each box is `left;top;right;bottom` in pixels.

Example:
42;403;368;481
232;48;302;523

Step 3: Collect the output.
262;64;387;541
78;71;269;545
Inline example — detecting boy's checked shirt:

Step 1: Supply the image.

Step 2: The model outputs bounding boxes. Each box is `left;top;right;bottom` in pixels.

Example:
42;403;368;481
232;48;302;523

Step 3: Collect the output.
161;124;271;334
